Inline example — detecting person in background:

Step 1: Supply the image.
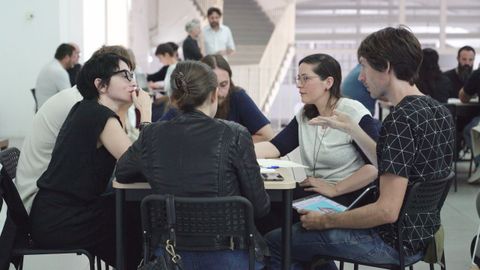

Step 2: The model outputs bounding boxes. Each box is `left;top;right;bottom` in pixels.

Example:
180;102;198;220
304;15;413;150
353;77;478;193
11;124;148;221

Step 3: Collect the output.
148;42;178;96
35;43;75;108
116;60;270;270
29;53;152;269
341;63;377;115
459;68;480;183
161;54;274;143
183;19;203;61
16;45;138;214
444;45;476;98
281;26;454;270
203;7;235;56
416;48;451;103
148;42;179;121
66;42;82;86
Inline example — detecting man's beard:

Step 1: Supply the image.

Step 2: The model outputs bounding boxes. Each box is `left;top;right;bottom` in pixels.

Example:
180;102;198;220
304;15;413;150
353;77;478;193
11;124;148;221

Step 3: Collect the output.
458;63;473;82
210;22;219;29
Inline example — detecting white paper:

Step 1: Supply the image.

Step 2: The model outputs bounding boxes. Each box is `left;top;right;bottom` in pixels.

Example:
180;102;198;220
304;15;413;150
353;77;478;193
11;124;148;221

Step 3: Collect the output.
257;159;308;168
260;168;276;173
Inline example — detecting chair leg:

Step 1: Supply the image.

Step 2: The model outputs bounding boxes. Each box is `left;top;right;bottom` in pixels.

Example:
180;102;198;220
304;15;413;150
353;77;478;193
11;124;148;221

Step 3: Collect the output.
96;256;102;270
430;263;435;270
441;251;446;270
470;153;475;178
353;263;359;270
409;266;414;270
339;261;344;270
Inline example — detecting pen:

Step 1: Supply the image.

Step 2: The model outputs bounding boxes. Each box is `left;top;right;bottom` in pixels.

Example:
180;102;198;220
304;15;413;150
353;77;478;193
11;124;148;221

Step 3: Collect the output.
266;166;280;169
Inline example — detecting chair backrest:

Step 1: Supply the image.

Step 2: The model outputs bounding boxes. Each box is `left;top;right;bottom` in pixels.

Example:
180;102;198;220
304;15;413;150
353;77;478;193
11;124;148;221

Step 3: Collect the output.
141;195;255;262
0;148;31;239
395;172;454;266
0;147;20;180
30;88;38;113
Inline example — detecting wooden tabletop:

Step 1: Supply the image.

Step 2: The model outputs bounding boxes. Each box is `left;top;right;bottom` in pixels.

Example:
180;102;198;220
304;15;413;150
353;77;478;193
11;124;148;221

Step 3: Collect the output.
113;168;297;190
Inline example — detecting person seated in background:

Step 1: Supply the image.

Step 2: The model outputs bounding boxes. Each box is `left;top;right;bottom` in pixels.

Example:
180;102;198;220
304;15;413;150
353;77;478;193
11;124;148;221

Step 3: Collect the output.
459;68;480;183
35;43;75;108
161;54;274;142
16;45;138;214
29;53;152;269
341;63;377;115
183;18;203;61
115;60;270;270
255;53;379;206
444;45;476;98
416;48;451;103
147;42;179;95
148;42;179;121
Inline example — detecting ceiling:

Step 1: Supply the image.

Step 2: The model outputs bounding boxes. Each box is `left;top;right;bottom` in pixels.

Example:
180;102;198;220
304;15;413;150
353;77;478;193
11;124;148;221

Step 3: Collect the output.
294;0;480;70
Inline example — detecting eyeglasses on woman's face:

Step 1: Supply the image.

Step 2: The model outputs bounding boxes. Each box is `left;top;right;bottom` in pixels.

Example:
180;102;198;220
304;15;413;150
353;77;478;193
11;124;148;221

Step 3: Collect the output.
112;69;136;82
295;74;319;85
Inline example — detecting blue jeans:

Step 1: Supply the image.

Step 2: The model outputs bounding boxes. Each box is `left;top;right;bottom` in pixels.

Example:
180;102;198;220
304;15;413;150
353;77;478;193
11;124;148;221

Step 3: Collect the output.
463;116;480;165
154;248;264;270
265;223;423;270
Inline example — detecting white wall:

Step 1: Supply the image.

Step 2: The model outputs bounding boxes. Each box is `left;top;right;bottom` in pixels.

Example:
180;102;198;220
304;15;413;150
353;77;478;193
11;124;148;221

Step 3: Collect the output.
0;0;130;140
0;0;79;139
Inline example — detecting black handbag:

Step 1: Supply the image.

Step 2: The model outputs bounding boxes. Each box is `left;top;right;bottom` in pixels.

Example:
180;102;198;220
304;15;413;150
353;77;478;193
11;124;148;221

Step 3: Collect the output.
138;195;184;270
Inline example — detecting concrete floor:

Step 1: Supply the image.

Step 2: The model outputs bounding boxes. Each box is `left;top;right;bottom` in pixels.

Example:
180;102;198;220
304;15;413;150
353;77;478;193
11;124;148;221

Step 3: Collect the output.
6;139;480;270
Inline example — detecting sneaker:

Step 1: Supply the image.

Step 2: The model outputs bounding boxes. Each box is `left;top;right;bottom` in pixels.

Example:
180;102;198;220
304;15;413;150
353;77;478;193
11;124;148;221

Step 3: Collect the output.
468;167;480;184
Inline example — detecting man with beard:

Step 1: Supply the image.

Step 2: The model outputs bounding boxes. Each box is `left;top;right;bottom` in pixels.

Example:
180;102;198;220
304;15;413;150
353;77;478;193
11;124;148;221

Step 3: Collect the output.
444;46;476;98
203;7;235;57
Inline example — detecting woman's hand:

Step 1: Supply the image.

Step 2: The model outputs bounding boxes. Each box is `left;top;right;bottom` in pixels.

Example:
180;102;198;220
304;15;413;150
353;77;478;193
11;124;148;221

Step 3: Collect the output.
308;110;354;134
299;177;337;198
132;89;152;122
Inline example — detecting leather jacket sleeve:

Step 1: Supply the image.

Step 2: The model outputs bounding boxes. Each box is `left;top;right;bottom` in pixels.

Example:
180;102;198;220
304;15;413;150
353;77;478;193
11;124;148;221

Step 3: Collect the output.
233;128;271;218
115;127;148;183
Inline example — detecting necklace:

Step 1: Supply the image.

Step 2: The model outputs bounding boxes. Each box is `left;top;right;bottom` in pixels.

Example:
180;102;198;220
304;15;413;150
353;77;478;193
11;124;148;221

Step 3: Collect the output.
311;126;328;178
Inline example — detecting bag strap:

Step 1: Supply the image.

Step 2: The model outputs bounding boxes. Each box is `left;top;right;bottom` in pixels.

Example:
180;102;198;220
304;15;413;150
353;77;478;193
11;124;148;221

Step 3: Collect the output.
164;194;183;268
165;194;176;244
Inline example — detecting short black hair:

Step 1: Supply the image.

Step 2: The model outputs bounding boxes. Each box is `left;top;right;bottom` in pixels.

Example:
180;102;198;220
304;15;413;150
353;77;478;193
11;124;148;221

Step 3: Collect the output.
207;7;222;17
457;46;476;58
76;53;132;100
54;43;75;60
155;43;175;57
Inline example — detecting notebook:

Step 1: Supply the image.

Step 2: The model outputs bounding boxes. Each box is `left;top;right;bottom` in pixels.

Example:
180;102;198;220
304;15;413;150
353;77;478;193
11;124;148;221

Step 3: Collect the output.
292;185;376;214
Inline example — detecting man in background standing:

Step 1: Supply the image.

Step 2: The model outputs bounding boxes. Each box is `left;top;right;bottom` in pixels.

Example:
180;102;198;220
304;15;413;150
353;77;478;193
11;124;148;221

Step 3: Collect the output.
35;43;74;108
203;7;235;57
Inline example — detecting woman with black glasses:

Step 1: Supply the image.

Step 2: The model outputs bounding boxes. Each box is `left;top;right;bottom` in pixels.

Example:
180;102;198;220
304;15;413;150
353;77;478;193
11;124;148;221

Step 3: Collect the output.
29;53;151;269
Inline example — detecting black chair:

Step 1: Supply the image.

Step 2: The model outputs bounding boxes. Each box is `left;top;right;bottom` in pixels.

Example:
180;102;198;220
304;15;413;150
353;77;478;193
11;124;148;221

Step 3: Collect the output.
141;195;256;270
0;147;96;270
30;89;38;113
311;172;454;270
443;103;475;191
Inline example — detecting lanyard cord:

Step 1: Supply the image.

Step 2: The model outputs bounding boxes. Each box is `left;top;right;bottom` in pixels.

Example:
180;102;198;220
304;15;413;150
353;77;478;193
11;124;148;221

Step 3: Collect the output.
311;126;328;178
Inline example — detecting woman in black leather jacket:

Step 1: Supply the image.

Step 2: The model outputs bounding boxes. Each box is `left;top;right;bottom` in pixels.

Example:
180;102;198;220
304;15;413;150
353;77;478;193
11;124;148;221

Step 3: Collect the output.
116;60;270;269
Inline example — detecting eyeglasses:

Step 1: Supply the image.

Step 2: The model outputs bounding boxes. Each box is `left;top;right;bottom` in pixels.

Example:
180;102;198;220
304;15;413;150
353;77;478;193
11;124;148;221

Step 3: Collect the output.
112;69;135;82
296;74;319;85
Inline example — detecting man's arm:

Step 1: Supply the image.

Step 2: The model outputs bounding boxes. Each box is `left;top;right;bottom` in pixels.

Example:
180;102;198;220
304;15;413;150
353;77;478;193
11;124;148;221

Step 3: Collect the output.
299;173;408;230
